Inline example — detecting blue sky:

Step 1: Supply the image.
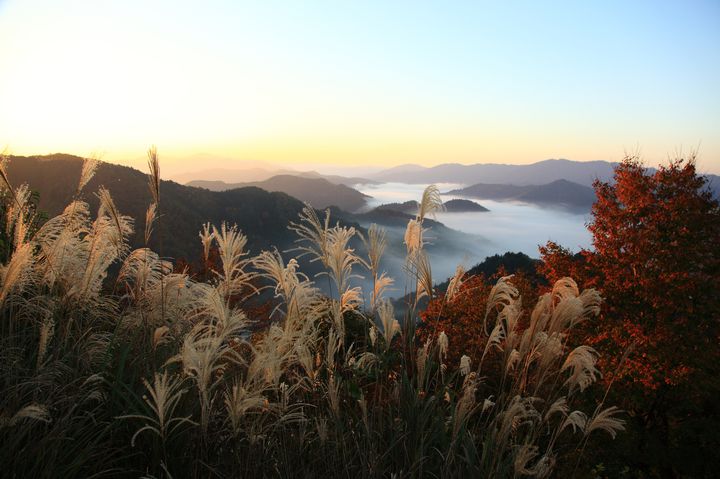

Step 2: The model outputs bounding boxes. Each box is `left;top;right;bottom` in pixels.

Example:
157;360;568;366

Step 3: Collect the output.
1;0;718;174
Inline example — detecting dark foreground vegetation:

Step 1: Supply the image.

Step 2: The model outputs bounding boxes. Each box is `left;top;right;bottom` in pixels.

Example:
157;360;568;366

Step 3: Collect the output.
0;150;717;478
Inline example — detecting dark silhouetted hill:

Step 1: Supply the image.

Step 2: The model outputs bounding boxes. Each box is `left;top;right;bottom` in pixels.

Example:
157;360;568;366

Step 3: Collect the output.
188;175;370;211
443;199;489;212
6;154;308;261
375;201;420;214
376;199;488;214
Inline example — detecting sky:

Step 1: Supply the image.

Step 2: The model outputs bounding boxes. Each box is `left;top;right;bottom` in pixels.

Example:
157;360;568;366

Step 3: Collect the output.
1;0;719;176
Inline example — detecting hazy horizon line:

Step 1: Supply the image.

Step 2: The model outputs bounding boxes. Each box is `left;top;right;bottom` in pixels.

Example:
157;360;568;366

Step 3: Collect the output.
6;149;720;178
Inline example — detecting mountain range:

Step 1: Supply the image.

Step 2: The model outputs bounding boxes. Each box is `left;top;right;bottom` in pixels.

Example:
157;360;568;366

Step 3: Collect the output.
371;159;720;197
446;179;597;213
174;166;375;186
188;175;370;211
3;154;482;286
370;159;618;186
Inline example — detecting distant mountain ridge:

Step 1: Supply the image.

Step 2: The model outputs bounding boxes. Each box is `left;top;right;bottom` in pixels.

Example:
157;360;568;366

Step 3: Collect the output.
446;179;596;212
175;167;376;186
188;175;370;211
370;159;618;186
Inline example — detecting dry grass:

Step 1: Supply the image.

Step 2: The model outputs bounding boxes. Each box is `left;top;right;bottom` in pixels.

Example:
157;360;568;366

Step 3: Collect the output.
0;157;623;478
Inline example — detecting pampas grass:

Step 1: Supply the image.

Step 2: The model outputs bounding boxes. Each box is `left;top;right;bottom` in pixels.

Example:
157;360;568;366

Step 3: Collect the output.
362;224;394;311
212;222;253;299
0;154;624;478
147;146;160;205
77;156;99;194
0;242;34;305
123;371;194;447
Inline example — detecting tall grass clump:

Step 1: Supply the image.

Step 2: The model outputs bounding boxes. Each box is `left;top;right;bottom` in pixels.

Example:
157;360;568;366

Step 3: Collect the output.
0;151;623;478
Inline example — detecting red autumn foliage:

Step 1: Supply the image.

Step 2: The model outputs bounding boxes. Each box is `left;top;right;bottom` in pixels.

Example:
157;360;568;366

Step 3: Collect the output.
418;269;539;370
540;155;720;476
542;156;720;394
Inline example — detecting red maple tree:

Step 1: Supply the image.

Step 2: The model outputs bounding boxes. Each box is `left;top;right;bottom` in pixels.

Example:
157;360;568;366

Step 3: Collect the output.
541;154;720;476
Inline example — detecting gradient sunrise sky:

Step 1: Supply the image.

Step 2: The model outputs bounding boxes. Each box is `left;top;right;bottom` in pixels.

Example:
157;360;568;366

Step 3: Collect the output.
1;0;719;175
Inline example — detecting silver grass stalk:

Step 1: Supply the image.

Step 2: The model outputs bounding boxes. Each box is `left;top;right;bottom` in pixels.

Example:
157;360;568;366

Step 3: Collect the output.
483;275;518;335
289;205;331;267
199;222;214;264
407;250;433;303
97;187;133;255
0;149;10;193
340;286;362;313
452;372;478;439
5;183;30;236
551;277;580;303
371;272;394;312
326;328;341;373
224;383;267;437
417;184;444;221
175;321;245;435
118;248;171;302
481;320;506;366
325;225;361;295
77;156;99;194
361;224;393;311
547;296;585;335
0;242;34;304
254;250;326;336
496;395;541;451
0;152;24;215
12;212;28;252
153;325;169;349
144;202;157;245
584;406;625;439
446;265;465;302
505;348;521;374
560;410;588;435
561;345;600;393
147;145;160;205
34;201;91;290
403;218;424;258
212;223;253;299
378;301;400;351
544;397;569;423
75;200;133;302
121;371;193;446
362;223;386;276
